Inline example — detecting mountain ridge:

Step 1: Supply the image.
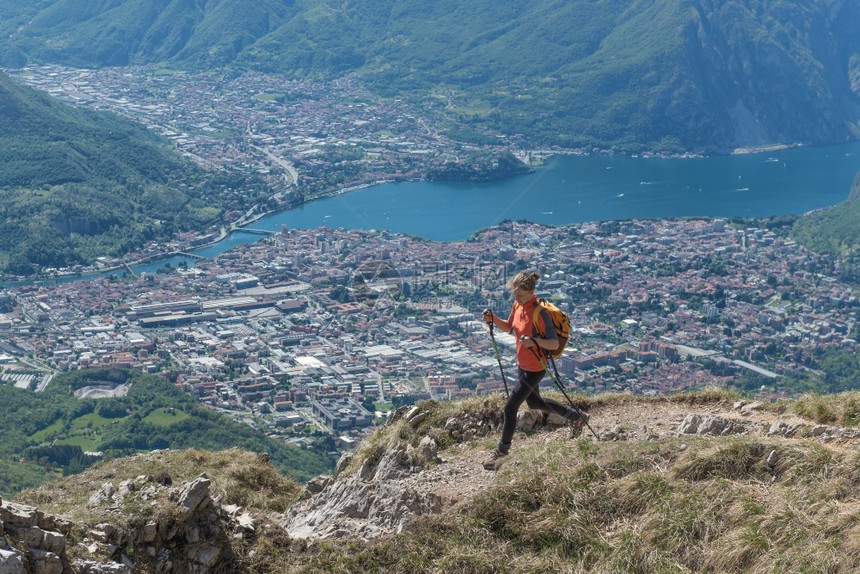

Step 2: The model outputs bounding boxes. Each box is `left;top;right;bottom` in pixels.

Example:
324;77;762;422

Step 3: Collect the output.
7;389;860;573
1;0;858;152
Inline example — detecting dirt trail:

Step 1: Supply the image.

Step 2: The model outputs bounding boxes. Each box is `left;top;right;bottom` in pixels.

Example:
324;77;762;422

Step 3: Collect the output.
407;398;857;512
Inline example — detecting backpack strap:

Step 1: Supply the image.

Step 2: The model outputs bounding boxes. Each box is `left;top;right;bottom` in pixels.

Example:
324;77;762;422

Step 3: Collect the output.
530;303;545;338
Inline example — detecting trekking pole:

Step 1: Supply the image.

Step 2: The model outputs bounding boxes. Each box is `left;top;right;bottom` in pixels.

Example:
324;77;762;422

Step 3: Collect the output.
485;311;509;397
527;343;598;439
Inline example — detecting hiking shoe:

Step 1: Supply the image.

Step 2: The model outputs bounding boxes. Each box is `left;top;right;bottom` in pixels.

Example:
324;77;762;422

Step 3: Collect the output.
482;448;508;470
568;410;589;438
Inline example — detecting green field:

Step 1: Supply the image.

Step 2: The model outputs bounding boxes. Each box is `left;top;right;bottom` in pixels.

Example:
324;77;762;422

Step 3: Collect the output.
143;408;190;426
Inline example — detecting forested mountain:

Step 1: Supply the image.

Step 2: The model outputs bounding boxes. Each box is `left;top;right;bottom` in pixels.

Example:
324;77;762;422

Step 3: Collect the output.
0;69;220;274
1;0;858;152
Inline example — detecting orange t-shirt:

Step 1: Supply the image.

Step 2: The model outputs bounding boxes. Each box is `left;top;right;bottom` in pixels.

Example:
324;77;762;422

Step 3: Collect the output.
507;295;556;372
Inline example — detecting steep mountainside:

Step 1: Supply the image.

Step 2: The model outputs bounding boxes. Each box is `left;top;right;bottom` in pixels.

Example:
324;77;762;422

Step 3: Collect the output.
7;390;860;573
1;0;858;152
0;70;219;274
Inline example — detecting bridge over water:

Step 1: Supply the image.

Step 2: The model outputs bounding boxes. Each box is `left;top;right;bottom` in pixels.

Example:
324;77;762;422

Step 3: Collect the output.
239;228;275;236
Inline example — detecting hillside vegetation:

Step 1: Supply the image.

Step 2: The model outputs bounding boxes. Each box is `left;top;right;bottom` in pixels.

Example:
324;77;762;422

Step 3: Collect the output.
1;0;858;152
12;390;860;573
0;368;336;496
0;70;222;274
790;197;860;285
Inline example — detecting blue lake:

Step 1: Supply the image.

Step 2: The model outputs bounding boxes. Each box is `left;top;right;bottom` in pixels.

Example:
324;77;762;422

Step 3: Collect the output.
252;142;860;242
4;141;858;286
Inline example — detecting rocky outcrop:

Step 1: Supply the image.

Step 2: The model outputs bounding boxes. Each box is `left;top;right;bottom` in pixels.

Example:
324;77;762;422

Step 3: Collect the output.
78;473;236;574
678;413;766;436
282;400;598;542
678;408;860;442
283;441;443;542
0;497;72;574
1;471;263;574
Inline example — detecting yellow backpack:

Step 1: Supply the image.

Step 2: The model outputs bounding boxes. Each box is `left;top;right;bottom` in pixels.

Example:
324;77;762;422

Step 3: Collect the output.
531;298;571;359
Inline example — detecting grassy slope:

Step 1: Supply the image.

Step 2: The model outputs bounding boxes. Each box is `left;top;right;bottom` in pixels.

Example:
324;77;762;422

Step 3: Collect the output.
14;390;860;573
791;198;860;256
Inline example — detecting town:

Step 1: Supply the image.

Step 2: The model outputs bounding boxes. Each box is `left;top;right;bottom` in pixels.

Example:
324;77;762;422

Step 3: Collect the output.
1;217;856;450
10;65;531;215
0;64;856;451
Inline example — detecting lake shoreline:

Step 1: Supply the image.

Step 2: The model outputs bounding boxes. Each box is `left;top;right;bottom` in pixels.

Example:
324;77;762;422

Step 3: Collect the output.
2;141;856;285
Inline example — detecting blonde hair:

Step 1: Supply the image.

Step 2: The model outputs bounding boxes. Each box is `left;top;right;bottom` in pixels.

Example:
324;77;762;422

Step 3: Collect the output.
509;271;540;292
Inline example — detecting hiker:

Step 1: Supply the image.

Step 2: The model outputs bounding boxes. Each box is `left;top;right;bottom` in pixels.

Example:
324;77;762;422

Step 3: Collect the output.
481;271;587;470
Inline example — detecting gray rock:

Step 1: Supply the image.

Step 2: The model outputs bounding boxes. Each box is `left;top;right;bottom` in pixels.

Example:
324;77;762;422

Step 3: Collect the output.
88;483;116;508
304;475;332;496
739;401;764;415
118;480;136;499
417;436;438;462
91;523;117;544
0;549;25;574
142;522;158;543
373;447;410;481
284;445;444;541
72;559;132;574
11;527;65;555
516;410;542;431
235;513;255;532
403;406;421;422
678;414;761;436
334;452;353;478
27;550;63;574
0;501;38;528
176;476;211;517
768;420;804;437
598;425;628;441
187;544;221;569
408;412;427;428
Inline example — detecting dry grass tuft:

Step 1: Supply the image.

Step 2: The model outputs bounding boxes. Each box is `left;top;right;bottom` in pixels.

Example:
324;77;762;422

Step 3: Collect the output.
791;391;860;427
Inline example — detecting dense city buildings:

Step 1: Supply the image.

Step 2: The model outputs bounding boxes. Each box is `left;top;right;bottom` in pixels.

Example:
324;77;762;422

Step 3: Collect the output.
1;219;856;447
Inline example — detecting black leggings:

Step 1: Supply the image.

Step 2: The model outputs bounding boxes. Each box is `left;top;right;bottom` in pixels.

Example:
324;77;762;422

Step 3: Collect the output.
499;368;572;450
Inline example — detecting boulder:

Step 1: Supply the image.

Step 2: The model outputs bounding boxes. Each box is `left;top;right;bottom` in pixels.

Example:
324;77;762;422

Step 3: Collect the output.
88;483;116;508
0;501;38;528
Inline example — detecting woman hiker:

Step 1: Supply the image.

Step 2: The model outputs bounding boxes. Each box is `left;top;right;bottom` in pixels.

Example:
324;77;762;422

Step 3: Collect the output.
481;271;588;470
